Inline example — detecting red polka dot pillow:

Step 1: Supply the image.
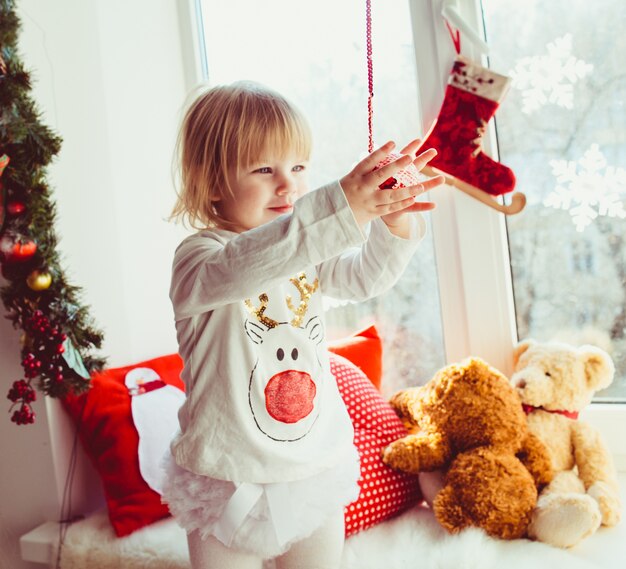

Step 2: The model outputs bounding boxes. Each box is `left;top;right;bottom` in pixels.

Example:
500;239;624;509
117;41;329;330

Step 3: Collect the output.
331;353;422;537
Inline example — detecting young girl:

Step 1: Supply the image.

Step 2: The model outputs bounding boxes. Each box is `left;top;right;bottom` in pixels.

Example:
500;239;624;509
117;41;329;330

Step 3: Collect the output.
163;81;444;569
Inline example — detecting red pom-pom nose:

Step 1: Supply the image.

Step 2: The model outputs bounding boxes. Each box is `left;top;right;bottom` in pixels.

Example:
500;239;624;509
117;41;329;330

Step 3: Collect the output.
264;370;316;424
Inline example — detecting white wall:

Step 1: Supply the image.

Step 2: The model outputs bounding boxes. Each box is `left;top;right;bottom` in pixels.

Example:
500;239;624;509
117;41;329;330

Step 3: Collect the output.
0;1;192;567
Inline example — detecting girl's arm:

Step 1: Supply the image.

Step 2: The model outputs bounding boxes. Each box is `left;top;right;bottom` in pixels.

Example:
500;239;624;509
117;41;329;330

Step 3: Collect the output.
316;214;425;301
317;140;441;300
170;182;364;319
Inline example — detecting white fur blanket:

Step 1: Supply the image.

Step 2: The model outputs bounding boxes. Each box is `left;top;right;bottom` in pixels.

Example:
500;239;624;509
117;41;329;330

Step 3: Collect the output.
58;503;622;569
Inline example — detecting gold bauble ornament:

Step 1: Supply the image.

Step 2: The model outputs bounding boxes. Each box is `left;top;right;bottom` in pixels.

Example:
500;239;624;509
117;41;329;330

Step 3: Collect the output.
26;270;52;291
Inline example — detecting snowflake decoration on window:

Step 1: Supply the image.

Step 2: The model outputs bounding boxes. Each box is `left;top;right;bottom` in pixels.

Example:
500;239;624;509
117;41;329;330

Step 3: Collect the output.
544;144;626;232
510;34;593;114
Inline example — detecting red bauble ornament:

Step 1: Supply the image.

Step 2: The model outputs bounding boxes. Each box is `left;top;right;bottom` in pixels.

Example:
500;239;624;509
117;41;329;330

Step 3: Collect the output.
0;234;37;263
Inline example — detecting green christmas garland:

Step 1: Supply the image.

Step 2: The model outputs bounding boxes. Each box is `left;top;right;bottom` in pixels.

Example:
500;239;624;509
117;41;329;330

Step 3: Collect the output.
0;0;105;424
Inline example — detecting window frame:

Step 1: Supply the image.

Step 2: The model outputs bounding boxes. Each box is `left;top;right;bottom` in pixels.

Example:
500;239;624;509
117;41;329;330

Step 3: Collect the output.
177;0;207;91
181;0;626;469
409;0;518;375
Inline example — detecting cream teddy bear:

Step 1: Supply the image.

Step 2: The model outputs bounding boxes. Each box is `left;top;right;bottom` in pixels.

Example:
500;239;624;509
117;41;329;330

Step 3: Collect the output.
512;339;622;548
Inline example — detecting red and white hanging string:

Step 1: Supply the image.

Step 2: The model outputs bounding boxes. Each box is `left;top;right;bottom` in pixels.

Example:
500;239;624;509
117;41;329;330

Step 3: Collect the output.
365;0;374;153
444;19;461;54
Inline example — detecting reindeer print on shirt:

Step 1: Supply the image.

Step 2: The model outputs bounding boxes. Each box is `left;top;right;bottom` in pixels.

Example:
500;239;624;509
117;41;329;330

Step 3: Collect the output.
244;273;324;442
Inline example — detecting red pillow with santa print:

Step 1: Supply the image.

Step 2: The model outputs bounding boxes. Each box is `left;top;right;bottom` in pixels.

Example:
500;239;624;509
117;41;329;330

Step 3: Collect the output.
62;353;186;537
331;353;422;536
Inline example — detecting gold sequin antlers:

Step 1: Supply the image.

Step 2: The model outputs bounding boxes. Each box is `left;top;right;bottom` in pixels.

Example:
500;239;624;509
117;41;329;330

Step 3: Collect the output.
244;294;279;330
244;273;319;329
286;273;319;327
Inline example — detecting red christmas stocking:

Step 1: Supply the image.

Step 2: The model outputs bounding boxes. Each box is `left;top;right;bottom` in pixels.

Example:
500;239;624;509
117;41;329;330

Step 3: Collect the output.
420;56;515;197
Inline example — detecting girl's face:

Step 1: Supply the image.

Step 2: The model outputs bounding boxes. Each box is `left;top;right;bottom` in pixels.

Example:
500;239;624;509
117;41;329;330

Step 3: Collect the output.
215;150;309;233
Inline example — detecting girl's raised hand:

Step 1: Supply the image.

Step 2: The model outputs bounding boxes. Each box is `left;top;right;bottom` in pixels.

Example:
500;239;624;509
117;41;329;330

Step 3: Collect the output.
381;140;445;237
340;141;430;228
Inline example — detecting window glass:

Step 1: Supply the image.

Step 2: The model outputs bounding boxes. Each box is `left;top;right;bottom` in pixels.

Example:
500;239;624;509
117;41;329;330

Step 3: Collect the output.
482;0;626;399
199;0;446;393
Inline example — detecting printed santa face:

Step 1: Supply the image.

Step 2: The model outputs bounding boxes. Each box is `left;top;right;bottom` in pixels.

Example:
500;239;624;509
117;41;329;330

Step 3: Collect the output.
125;367;185;494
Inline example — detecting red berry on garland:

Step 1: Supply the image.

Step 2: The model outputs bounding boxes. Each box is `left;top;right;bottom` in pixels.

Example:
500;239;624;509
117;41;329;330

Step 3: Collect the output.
7;379;33;402
11;404;35;425
7;379;30;403
6;201;26;216
22;353;41;379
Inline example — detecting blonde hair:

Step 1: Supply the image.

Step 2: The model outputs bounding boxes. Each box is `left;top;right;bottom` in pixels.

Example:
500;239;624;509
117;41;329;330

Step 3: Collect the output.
171;81;312;230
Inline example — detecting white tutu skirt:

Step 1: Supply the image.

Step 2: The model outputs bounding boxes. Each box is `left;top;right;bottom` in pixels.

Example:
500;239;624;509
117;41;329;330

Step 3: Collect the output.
161;447;360;558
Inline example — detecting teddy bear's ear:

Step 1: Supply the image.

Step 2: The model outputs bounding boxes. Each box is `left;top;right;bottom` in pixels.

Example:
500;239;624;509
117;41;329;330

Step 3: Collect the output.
512;339;535;367
580;345;615;391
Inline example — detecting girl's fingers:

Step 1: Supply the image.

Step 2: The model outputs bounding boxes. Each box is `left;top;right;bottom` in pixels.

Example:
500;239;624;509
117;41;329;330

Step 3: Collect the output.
405;201;436;212
356;141;396;173
413;148;438;171
369;153;413;184
420;174;446;191
375;184;422;207
399;138;422;156
384;198;437;216
376;178;443;210
385;195;424;214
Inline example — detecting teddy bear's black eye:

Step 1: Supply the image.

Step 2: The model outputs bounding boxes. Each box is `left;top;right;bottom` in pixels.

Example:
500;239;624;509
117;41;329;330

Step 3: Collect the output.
545;371;552;377
277;348;284;361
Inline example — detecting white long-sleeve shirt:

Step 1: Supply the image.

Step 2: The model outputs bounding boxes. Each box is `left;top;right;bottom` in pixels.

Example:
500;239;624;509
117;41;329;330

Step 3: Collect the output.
169;181;424;483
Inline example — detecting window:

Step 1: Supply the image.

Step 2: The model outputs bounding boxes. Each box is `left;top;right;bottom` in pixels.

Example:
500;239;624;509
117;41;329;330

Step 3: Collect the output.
482;0;626;400
179;0;626;463
192;0;626;400
196;0;447;394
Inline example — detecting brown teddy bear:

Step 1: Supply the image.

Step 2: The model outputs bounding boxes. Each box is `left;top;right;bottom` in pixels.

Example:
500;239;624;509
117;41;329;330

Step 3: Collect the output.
512;339;622;548
382;357;553;540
